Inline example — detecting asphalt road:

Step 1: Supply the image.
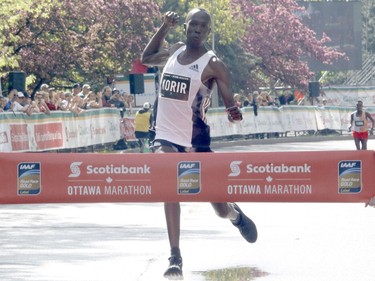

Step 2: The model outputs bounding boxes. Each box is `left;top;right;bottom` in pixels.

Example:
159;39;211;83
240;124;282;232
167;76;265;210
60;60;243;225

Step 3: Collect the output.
1;136;374;281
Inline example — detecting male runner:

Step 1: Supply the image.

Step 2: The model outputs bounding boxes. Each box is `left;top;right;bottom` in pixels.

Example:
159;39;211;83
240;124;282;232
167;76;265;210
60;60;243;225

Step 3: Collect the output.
349;100;374;150
141;8;257;279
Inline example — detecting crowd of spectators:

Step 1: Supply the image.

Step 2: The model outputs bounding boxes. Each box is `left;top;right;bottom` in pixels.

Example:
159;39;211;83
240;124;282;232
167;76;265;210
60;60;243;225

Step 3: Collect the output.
234;89;328;109
0;83;135;116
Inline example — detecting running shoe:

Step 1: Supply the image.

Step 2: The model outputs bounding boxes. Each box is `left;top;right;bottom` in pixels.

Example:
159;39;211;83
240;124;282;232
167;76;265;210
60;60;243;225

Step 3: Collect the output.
232;203;258;243
163;255;183;279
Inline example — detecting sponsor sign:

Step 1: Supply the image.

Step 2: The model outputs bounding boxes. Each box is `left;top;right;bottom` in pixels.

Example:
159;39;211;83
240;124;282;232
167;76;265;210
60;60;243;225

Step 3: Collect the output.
0;151;373;204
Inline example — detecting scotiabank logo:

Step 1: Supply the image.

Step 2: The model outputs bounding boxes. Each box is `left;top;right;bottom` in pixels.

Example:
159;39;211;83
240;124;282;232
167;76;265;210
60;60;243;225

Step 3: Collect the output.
69;162;83;177
86;164;151;174
229;161;312;177
246;163;311;173
229;161;242;177
69;162;151;177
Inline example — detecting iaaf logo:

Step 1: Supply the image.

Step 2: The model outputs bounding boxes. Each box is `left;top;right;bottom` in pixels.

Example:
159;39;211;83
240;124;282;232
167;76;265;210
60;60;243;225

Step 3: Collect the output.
68;162;151;177
179;163;196;169
19;164;37;170
339;162;357;168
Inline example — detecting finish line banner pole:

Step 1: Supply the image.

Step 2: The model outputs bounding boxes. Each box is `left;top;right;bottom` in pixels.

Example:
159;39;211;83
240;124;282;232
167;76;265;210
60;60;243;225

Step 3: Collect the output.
0;151;374;204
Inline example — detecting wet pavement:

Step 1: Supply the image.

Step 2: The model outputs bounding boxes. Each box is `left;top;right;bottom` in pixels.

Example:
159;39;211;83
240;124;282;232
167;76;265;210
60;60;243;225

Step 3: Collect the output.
1;137;375;281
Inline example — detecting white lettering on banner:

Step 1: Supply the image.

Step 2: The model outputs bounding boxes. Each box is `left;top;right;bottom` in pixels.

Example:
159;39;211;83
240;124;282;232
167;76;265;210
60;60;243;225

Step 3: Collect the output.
246;163;311;173
68;186;101;195
91;125;106;136
11;133;29;142
86;164;151;175
340;162;356;168
19;164;36;169
104;185;152;195
227;184;312;195
228;185;262;194
66;185;152;196
35;131;62;142
264;184;312;194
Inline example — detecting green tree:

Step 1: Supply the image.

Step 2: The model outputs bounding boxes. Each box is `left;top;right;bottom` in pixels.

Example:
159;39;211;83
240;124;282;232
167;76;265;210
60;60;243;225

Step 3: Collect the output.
0;0;160;92
161;0;345;91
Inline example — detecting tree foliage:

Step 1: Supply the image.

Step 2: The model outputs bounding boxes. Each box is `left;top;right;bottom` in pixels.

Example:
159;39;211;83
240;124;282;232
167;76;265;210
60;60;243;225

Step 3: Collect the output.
178;0;247;45
1;0;364;94
1;0;160;90
164;0;346;91
231;0;345;90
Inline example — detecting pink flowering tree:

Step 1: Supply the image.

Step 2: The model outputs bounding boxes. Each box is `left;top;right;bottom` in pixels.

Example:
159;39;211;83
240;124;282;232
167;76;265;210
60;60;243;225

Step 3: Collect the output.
2;0;160;89
231;0;345;90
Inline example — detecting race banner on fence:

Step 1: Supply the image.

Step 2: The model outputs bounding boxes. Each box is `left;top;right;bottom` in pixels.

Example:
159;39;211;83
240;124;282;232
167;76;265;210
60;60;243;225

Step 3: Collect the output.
0;109;121;152
1;106;374;152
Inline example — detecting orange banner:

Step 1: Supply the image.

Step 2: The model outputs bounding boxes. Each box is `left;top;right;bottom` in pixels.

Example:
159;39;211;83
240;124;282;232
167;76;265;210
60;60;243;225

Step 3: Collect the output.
0;151;374;204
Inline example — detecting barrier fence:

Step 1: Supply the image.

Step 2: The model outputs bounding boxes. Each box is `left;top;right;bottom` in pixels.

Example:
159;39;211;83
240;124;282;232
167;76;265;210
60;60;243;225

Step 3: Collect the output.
123;105;375;141
1;106;374;152
0;151;374;204
0;108;121;152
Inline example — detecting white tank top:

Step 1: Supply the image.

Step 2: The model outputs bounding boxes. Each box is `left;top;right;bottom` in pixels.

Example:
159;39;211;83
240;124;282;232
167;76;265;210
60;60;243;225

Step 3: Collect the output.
155;45;215;148
352;111;368;132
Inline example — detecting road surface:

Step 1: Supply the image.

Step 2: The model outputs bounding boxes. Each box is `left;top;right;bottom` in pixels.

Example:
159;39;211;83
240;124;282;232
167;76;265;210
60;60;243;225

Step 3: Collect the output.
1;137;374;281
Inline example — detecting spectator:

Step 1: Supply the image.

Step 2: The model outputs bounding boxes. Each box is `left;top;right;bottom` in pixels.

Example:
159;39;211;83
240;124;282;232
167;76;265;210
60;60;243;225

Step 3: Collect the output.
34;92;51;114
8;92;32;116
124;93;134;115
40;83;49;92
101;86;112;107
278;91;294;106
69;95;85;115
56;91;67;110
83;91;103;109
134;102;152;153
4;89;17;111
58;92;72;111
0;95;6;112
72;83;82;97
48;88;59;108
233;93;242;108
42;91;57;111
258;90;273;106
28;100;40;114
19;93;30;107
80;84;91;98
242;92;251;107
251;91;259;116
109;89;125;108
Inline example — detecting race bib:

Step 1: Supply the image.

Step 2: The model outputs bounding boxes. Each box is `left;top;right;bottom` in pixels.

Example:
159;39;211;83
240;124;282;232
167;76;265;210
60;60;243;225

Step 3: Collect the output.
355;120;364;127
160;73;191;101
